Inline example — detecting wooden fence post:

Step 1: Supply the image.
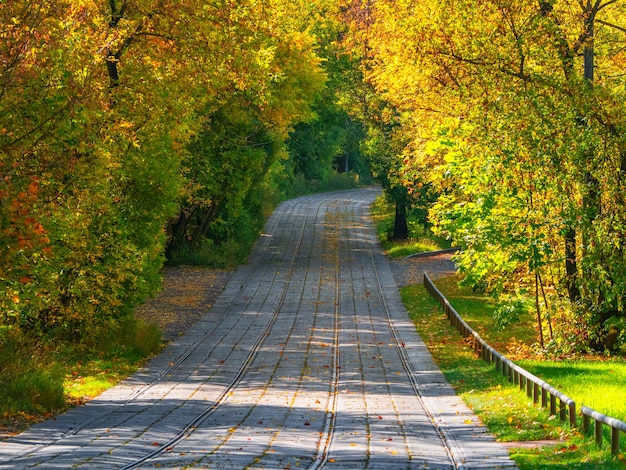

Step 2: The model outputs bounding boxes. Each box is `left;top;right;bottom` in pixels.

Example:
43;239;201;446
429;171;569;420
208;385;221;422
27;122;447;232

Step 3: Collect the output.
612;427;620;456
595;419;603;447
583;413;591;435
568;402;576;428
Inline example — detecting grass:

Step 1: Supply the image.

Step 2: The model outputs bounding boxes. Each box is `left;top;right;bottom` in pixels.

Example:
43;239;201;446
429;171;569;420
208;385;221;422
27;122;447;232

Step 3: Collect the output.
401;277;626;468
63;357;140;404
401;282;626;467
429;276;537;354
0;318;161;437
430;276;626;423
383;238;445;258
519;359;626;422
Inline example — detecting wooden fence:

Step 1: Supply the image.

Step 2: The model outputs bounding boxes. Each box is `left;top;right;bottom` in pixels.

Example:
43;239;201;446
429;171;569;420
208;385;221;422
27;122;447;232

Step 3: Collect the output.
423;272;626;456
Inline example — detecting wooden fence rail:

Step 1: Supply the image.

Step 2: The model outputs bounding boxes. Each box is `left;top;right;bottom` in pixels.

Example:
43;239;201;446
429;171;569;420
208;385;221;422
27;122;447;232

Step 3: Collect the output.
422;272;625;455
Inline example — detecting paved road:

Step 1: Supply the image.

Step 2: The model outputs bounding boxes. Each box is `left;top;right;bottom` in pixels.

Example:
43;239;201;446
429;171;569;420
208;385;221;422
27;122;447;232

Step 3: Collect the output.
0;188;516;469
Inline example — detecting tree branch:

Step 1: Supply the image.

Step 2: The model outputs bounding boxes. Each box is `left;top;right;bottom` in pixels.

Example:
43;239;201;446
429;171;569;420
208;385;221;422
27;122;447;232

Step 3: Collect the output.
596;18;626;34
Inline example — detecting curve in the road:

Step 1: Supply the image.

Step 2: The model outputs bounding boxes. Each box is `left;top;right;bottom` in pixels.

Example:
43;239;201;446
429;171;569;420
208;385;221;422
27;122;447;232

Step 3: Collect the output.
0;188;516;469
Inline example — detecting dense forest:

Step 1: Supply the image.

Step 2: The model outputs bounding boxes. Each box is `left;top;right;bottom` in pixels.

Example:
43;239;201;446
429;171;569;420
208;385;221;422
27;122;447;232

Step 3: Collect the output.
2;0;626;360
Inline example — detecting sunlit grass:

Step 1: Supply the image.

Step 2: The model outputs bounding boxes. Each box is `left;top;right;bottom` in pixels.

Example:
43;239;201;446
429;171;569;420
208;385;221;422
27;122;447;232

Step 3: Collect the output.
432;276;626;421
383;238;445;258
519;359;626;422
63;358;141;402
401;282;626;468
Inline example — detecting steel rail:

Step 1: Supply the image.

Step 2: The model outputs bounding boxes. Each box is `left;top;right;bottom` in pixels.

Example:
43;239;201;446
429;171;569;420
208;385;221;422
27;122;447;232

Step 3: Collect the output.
307;199;349;469
120;201;316;469
365;227;462;468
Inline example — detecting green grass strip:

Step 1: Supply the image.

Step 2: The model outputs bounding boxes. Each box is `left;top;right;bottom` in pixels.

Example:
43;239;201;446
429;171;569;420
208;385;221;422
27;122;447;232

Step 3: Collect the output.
401;281;626;468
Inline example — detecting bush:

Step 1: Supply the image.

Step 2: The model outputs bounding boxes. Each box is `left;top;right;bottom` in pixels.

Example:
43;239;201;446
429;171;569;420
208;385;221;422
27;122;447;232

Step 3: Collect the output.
78;316;162;360
0;330;65;413
493;296;525;331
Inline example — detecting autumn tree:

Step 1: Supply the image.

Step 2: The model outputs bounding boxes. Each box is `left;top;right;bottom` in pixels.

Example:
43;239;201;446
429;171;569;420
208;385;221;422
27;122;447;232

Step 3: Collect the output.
0;0;326;341
335;0;416;239
286;1;369;189
165;1;326;262
365;0;626;351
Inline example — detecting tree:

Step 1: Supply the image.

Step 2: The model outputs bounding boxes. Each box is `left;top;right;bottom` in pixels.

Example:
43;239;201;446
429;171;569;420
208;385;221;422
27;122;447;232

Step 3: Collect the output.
0;0;325;340
337;0;416;239
165;2;326;261
364;0;626;351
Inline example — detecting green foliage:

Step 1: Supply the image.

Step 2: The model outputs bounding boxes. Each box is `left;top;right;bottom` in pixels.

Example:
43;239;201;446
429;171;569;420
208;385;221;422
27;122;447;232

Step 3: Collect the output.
78;316;162;360
288;104;348;182
0;0;195;342
166;105;280;262
164;2;327;265
281;171;362;200
493;297;525;332
284;0;370;194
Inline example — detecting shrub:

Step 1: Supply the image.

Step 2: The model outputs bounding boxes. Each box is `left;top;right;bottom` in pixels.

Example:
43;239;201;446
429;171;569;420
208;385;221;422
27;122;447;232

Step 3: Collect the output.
0;330;64;413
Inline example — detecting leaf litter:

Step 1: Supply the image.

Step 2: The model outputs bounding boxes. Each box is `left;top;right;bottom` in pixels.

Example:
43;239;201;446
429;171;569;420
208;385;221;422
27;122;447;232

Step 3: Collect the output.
135;266;233;342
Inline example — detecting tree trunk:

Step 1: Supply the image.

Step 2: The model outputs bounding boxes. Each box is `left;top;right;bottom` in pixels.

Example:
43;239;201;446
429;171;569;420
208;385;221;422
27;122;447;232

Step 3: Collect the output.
393;200;408;240
564;228;579;302
190;203;221;247
165;209;188;260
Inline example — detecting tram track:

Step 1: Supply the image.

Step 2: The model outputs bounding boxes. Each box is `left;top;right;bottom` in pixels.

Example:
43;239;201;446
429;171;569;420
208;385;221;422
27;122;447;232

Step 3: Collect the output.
139;191;465;469
140;197;346;469
120;200;322;469
0;188;516;469
318;196;460;468
358;208;461;468
369;249;461;468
